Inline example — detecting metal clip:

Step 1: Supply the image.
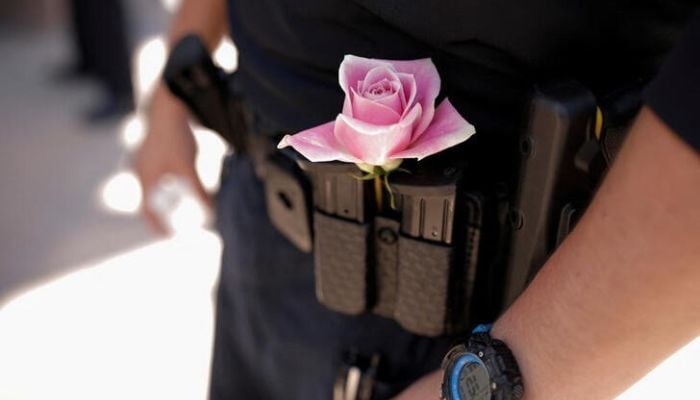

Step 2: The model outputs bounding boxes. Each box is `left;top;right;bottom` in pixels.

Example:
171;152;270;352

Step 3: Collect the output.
333;351;381;400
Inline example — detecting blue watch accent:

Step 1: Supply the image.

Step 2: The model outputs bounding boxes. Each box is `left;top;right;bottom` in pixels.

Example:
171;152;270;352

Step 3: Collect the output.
449;353;486;400
472;323;493;334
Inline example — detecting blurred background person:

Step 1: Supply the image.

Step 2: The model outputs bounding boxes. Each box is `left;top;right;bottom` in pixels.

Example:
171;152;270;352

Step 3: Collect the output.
56;0;135;122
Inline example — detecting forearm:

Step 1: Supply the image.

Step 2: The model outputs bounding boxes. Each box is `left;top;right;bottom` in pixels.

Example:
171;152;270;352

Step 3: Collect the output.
166;0;227;50
492;107;700;399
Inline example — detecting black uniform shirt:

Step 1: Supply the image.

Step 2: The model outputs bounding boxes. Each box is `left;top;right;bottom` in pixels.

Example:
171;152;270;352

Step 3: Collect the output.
227;0;699;159
644;13;700;152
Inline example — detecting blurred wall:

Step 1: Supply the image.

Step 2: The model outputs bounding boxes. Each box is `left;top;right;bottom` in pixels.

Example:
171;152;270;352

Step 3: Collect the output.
0;0;67;30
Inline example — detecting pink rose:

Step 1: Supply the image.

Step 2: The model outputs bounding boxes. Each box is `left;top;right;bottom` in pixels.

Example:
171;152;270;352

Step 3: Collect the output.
278;55;475;171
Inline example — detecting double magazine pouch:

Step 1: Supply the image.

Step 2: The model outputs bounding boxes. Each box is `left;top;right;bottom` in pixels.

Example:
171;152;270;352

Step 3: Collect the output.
271;160;486;337
258;143;478;337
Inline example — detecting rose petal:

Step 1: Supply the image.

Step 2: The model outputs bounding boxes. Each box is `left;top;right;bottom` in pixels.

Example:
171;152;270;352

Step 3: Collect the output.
339;56;440;133
373;89;403;115
390;58;440;138
278;121;360;163
363;79;400;100
334;104;422;166
390;99;474;160
339;55;394;97
396;72;417;112
361;66;399;93
350;87;402;125
358;67;404;114
357;77;404;115
342;96;353;117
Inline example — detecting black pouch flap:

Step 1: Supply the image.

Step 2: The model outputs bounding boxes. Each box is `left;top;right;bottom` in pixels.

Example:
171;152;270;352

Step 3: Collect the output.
264;152;313;252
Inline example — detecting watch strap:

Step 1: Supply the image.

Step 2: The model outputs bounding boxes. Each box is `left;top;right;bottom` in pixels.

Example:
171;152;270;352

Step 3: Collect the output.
467;332;524;400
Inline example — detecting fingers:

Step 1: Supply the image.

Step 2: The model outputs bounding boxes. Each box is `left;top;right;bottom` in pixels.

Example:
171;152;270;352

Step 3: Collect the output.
136;164;211;236
136;170;170;235
133;150;169;235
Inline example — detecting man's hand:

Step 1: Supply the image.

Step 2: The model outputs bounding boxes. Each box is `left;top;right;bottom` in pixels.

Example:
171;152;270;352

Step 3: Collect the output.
133;85;211;234
132;0;227;234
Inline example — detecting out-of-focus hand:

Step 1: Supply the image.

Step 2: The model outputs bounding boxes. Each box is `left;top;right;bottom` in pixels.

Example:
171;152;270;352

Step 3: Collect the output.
393;369;442;400
133;85;212;234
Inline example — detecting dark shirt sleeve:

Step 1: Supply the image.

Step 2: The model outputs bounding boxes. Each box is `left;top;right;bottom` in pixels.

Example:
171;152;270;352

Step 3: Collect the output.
643;13;700;152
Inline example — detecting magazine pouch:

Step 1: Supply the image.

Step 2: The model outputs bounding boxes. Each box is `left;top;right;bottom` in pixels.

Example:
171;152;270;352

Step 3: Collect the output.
300;161;374;314
388;168;483;337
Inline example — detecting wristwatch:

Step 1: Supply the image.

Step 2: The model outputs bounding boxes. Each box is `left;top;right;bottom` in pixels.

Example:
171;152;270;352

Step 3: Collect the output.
441;324;524;400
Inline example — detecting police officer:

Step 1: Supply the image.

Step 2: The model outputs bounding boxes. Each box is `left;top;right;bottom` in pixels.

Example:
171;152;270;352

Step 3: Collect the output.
134;0;700;398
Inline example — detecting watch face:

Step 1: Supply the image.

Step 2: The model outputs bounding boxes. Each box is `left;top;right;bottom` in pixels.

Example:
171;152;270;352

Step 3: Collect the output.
450;354;491;400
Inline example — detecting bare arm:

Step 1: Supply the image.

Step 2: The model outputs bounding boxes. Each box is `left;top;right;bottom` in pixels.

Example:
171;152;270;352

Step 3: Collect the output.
492;106;700;399
134;0;228;233
166;0;228;49
397;106;700;399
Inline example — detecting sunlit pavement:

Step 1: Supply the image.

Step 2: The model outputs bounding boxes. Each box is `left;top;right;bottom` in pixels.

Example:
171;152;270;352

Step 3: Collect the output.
1;4;699;399
0;231;221;400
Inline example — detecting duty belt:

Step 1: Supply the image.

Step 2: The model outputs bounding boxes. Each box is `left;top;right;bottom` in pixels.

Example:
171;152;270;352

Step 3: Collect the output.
163;34;643;338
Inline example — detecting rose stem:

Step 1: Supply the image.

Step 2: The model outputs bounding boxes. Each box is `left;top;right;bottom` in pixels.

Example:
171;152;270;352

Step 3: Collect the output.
374;175;383;213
